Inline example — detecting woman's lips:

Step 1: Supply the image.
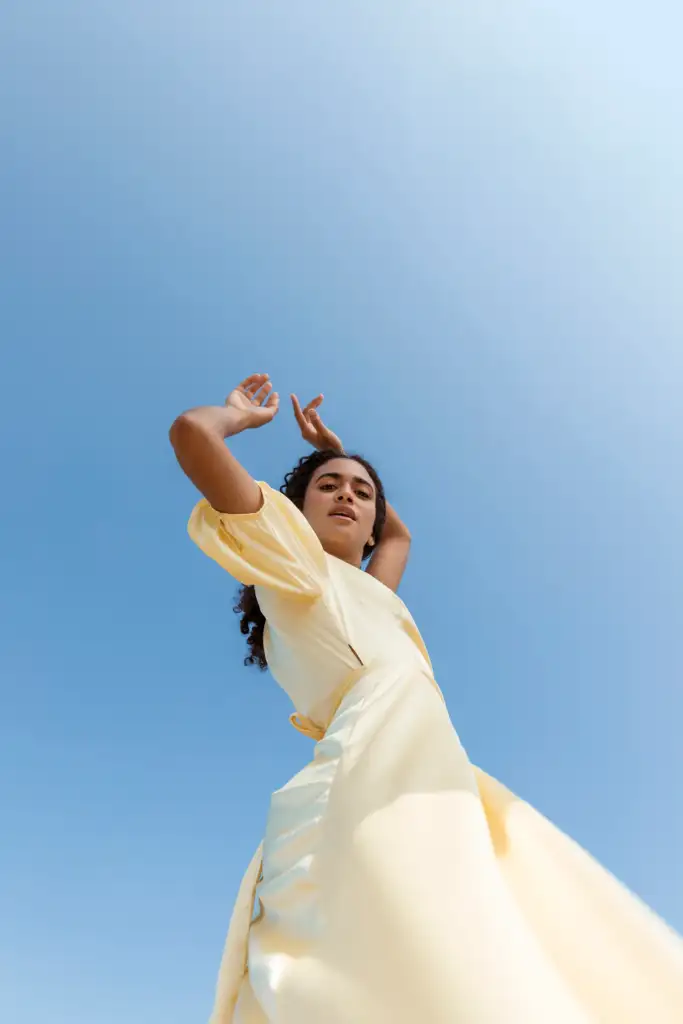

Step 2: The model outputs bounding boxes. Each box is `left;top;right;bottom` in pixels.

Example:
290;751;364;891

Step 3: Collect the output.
329;509;356;521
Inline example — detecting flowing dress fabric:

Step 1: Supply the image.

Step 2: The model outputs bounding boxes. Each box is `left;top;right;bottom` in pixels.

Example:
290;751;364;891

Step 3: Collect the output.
189;484;683;1024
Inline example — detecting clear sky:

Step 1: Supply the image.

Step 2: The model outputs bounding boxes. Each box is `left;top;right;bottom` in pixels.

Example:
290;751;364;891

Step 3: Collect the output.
2;3;682;1022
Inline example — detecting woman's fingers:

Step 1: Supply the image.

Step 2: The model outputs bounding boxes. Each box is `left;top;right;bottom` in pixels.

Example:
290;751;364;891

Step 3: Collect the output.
311;410;332;440
290;393;309;430
241;373;269;396
311;410;337;445
253;380;273;404
303;393;324;415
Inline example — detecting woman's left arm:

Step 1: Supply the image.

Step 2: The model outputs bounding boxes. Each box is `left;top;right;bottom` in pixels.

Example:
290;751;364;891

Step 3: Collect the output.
291;392;411;592
365;501;411;592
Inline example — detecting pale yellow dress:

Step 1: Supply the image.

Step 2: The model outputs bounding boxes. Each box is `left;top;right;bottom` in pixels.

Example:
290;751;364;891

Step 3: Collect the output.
189;483;683;1024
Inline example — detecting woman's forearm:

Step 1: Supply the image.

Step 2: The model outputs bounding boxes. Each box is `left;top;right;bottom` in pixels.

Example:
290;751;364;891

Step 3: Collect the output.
367;501;411;591
381;501;411;542
175;404;249;440
169;405;262;513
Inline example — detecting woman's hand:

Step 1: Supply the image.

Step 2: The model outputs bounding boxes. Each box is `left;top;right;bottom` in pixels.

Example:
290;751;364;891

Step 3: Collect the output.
225;373;280;431
291;393;344;453
169;372;277;514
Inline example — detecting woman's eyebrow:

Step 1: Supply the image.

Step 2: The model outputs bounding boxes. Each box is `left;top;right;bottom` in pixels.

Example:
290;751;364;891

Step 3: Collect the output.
352;476;374;492
316;471;374;492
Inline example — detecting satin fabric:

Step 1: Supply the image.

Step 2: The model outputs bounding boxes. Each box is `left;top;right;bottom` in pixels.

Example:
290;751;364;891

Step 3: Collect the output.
189;483;683;1023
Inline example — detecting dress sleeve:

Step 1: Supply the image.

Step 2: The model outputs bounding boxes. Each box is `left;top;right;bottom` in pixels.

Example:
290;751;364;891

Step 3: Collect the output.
187;481;326;598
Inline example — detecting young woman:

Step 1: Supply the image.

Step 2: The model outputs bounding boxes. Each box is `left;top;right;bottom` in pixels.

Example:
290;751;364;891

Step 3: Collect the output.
170;374;683;1024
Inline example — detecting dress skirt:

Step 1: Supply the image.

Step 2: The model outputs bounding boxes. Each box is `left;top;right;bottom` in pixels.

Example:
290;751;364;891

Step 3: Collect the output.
209;663;683;1024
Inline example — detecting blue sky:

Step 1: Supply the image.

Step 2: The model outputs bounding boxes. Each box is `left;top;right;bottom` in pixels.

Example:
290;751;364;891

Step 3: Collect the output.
2;3;682;1022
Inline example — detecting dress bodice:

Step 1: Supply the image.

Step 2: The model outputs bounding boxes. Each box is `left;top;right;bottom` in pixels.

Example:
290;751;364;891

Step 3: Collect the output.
188;482;432;727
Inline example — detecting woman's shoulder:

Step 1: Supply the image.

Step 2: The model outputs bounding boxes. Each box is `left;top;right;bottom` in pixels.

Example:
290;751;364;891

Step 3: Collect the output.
188;481;327;597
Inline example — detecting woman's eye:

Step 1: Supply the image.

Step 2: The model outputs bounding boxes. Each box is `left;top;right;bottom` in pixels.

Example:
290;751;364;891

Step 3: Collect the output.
320;483;336;491
357;490;372;500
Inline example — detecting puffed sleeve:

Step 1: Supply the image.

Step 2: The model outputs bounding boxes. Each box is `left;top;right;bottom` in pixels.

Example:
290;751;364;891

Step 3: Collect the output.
187;481;327;598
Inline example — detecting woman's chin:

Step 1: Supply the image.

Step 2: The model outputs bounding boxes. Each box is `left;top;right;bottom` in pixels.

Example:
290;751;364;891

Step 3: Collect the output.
318;529;360;563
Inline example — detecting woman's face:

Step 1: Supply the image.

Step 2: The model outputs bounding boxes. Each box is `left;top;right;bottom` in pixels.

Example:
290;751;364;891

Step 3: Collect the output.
302;458;377;565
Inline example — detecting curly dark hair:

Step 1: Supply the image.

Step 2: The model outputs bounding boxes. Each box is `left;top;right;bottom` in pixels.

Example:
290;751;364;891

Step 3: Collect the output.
234;449;387;670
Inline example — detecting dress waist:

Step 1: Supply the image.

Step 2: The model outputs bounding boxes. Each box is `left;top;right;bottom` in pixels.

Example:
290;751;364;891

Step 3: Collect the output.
289;659;444;741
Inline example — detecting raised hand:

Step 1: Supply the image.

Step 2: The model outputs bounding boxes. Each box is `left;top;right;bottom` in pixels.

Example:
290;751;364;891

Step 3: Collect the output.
291;393;344;453
225;373;280;430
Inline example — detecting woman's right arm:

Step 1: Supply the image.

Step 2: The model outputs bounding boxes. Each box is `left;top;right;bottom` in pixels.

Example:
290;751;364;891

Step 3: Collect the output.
169;373;279;514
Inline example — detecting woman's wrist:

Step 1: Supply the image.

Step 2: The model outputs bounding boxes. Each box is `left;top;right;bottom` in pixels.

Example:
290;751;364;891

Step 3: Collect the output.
223;405;257;437
311;432;344;454
182;405;252;439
